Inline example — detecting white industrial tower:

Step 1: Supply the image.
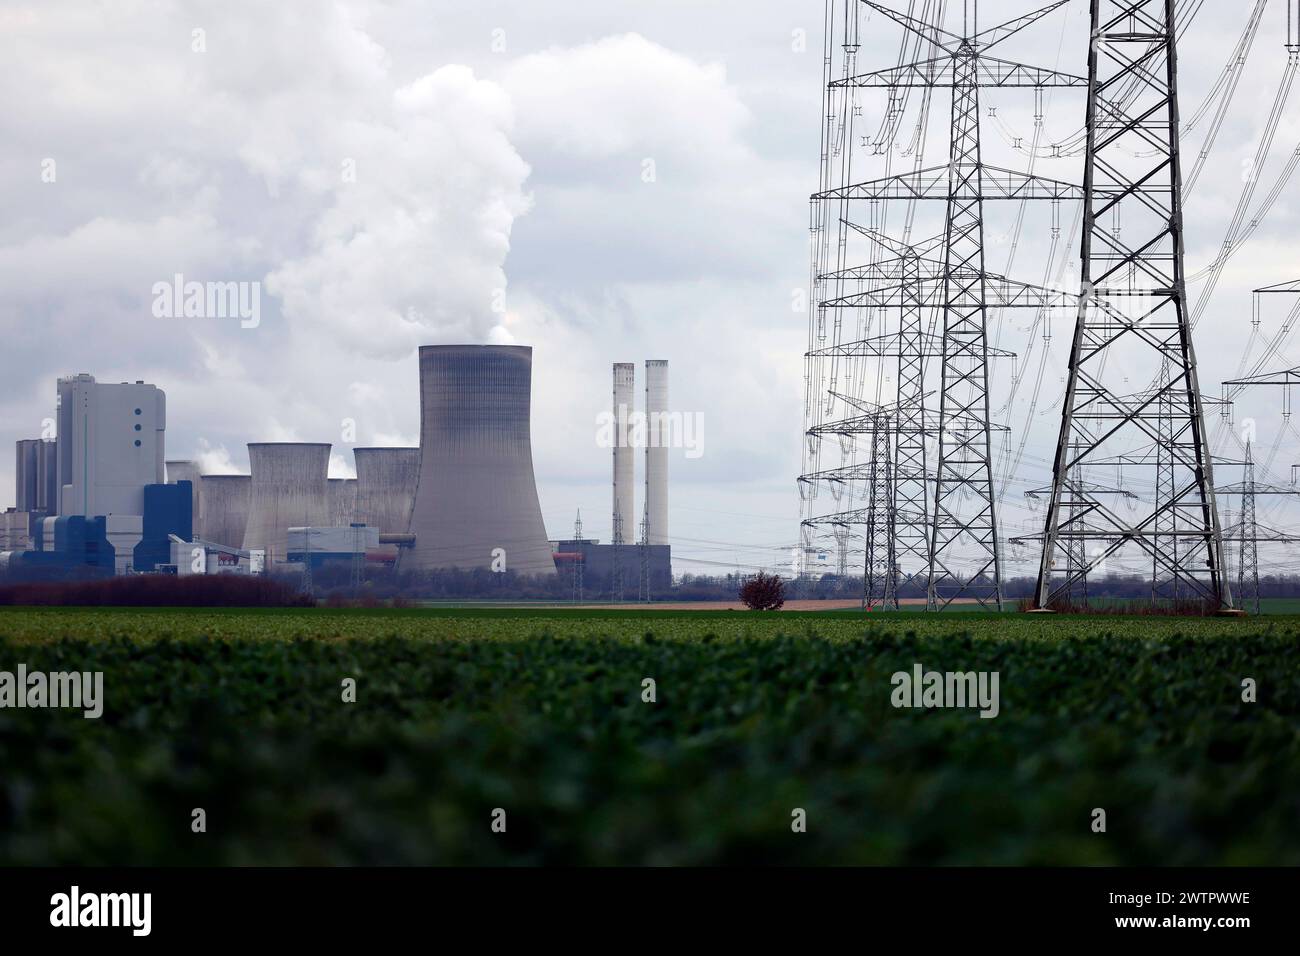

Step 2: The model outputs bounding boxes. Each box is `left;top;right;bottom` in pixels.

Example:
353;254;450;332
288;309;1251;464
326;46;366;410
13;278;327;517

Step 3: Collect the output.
644;360;669;546
612;362;636;548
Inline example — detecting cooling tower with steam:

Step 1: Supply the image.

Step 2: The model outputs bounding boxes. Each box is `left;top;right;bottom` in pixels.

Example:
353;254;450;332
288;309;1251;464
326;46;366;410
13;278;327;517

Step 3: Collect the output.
644;360;669;546
166;460;203;540
354;447;420;534
404;345;555;576
200;475;251;550
242;443;331;562
612;362;635;545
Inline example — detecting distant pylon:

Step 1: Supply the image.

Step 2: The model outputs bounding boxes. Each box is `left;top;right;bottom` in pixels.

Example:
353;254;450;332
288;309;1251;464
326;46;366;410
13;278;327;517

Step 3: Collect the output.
864;413;898;610
1036;0;1232;610
612;512;624;603
349;522;365;594
572;509;584;604
638;512;650;603
1237;443;1260;614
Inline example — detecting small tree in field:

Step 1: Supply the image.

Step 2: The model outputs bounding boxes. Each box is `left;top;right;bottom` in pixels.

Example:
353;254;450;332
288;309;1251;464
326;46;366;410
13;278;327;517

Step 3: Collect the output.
739;571;786;610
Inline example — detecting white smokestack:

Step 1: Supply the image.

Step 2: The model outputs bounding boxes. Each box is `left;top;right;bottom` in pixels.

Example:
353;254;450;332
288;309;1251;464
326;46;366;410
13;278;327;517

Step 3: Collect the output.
612;362;635;545
645;360;668;546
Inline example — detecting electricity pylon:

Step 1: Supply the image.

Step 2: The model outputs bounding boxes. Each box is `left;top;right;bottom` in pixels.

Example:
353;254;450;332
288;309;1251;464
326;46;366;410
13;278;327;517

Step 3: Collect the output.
863;412;898;609
1237;443;1259;614
1036;0;1232;610
805;228;943;601
818;0;1084;610
572;509;584;603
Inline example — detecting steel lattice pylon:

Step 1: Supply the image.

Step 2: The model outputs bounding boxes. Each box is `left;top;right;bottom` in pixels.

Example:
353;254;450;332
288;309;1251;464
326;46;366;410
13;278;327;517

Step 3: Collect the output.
1237;443;1260;615
1035;0;1232;610
928;38;1002;609
861;0;1079;610
864;413;899;609
891;239;931;589
800;0;1081;610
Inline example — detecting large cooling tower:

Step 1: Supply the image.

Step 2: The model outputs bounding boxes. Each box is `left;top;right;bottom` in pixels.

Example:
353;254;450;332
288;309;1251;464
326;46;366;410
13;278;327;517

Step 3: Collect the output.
201;475;251;550
354;447;420;533
242;443;331;562
612;362;635;545
404;345;555;576
644;360;669;546
328;477;358;528
166;460;203;540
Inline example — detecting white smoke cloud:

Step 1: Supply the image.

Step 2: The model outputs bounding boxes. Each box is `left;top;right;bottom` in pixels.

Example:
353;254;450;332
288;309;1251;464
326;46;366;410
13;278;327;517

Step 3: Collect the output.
265;65;533;360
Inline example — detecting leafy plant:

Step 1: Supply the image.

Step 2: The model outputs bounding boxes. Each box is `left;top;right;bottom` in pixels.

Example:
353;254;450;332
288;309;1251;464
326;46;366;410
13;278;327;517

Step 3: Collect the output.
0;607;1294;865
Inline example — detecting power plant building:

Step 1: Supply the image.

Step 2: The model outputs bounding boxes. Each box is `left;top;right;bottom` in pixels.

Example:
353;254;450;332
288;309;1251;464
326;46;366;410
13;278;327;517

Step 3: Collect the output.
242;442;331;563
15;439;58;515
5;350;674;588
404;345;555;576
166;459;203;540
56;374;165;518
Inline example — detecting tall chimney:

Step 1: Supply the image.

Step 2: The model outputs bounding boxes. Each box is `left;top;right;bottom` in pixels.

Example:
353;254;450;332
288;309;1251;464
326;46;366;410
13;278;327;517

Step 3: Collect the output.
644;360;669;546
612;362;635;545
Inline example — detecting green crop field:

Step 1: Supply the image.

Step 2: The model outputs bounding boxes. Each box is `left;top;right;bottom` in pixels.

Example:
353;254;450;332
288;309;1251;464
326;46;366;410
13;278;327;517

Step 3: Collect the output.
1;606;1298;865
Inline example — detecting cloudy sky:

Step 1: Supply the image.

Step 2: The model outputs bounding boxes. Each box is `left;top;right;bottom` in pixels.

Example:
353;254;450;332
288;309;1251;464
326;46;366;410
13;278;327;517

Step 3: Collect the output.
2;0;1297;578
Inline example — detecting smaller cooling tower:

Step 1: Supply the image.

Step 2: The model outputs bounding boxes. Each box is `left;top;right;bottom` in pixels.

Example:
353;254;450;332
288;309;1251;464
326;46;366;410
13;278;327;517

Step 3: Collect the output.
242;443;331;563
200;475;251;550
328;477;358;528
166;460;203;540
354;447;420;534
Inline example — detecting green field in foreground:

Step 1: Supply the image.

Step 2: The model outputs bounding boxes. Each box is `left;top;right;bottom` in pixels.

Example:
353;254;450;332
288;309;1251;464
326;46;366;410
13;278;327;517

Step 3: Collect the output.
1;607;1298;865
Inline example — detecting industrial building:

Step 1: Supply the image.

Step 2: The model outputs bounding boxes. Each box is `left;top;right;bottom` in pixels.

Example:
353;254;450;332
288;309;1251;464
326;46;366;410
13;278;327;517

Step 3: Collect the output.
553;537;672;593
56;374;165;518
170;537;259;576
15;438;58;515
404;345;556;576
286;525;381;571
0;510;36;552
1;375;168;577
166;459;203;540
